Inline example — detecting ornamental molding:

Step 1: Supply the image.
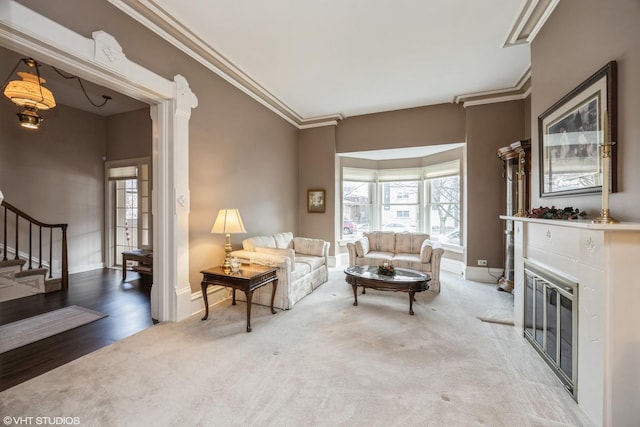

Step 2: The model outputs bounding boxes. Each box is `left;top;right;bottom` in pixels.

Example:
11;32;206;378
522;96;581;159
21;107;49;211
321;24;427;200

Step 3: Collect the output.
107;0;343;129
503;0;560;47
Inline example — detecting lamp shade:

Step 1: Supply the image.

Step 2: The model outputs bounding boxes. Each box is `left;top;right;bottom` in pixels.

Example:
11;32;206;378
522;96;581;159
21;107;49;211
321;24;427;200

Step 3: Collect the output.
4;71;56;110
0;190;4;206
211;209;247;234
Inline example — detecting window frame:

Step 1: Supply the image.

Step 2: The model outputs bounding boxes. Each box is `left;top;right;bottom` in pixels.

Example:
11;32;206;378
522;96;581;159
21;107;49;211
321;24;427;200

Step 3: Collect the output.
341;160;462;247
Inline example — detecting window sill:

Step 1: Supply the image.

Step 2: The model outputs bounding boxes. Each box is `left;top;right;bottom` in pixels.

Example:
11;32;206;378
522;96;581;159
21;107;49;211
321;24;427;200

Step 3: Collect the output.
439;243;464;254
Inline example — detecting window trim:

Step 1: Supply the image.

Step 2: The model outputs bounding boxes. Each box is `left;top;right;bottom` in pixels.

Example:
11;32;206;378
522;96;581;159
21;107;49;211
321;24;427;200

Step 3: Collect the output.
342;161;462;246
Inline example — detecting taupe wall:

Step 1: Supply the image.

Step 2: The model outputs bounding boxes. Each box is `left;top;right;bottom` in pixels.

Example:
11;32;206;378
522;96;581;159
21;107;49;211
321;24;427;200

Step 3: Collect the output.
0;100;107;272
531;0;640;221
300;101;525;269
336;103;466;152
465;100;526;268
298;126;337;244
106;108;152;161
14;0;635;293
19;0;301;292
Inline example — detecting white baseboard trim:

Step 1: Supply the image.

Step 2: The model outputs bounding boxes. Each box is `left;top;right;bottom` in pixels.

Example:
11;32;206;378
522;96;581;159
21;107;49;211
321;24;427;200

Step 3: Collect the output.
464;266;504;283
69;263;105;274
441;258;465;276
191;285;231;316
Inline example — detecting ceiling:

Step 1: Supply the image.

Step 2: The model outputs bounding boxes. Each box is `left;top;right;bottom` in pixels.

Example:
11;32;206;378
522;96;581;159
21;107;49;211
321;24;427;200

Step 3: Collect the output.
2;1;557;125
109;0;558;126
338;143;465;161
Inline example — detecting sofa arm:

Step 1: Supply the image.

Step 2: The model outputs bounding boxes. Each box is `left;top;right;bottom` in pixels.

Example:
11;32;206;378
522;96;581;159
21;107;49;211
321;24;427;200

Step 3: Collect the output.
426;245;444;293
346;242;357;267
229;250;292;272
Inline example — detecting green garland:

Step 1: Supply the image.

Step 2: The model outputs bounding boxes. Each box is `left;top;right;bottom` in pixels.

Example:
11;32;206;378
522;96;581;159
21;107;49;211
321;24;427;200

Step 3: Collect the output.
526;206;587;220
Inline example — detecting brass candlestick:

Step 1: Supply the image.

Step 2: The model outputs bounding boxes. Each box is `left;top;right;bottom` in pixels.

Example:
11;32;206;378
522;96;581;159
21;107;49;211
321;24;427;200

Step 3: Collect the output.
593;111;618;224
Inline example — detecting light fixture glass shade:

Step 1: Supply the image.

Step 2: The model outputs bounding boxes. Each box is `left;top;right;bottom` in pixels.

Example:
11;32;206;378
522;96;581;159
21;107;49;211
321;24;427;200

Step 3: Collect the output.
211;209;247;234
4;71;56;110
0;190;4;206
16;106;43;129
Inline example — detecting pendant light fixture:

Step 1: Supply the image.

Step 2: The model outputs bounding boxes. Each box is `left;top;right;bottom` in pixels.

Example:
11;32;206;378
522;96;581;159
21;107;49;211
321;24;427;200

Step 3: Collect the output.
2;57;112;130
3;58;56;129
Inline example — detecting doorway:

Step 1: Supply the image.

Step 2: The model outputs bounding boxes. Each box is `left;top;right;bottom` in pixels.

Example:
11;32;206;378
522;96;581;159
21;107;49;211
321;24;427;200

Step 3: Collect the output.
1;2;197;321
105;159;151;269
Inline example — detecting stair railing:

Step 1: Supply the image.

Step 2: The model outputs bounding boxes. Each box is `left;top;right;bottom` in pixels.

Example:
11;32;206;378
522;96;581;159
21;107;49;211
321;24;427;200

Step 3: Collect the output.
0;200;68;290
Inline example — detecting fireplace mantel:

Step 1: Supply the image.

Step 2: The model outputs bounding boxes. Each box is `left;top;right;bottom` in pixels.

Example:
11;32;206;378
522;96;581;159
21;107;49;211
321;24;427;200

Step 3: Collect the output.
501;215;640;427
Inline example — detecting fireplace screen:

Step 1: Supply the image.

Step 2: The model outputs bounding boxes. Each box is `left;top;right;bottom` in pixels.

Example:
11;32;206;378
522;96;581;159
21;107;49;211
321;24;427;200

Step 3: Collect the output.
524;260;578;398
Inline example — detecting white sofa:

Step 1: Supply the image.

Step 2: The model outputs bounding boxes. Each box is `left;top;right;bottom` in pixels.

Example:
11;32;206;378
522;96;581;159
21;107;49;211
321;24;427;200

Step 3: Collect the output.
347;231;444;292
229;232;330;310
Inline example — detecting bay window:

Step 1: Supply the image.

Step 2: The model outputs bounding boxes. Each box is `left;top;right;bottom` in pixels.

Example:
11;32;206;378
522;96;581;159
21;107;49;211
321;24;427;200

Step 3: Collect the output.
342;160;461;245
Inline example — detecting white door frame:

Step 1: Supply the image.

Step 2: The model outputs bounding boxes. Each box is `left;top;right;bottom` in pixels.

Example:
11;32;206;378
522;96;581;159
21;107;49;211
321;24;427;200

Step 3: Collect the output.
0;0;198;322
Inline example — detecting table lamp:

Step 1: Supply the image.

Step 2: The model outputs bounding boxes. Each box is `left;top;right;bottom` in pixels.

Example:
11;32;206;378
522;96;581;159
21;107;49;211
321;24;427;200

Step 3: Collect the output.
211;209;247;271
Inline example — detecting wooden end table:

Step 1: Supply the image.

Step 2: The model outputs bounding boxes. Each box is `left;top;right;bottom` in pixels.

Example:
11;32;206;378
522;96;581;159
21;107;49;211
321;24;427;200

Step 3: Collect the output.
122;249;153;280
200;264;278;332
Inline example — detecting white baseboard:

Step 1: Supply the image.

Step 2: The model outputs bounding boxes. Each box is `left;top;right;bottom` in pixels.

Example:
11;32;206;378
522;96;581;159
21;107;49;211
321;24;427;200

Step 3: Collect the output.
441;258;465;276
332;253;350;268
191;285;231;316
69;262;105;274
464;266;504;283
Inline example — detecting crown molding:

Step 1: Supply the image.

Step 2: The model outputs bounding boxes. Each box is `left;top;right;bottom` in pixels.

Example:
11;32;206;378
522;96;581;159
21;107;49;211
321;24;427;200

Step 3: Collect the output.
454;67;531;108
108;0;343;129
503;0;560;47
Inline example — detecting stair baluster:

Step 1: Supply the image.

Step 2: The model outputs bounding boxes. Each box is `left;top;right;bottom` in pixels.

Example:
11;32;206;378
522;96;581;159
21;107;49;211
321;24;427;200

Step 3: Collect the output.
0;200;68;291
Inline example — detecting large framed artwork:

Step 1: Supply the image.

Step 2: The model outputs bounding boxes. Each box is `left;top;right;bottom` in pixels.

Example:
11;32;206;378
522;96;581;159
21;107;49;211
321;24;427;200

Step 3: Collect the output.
538;61;617;197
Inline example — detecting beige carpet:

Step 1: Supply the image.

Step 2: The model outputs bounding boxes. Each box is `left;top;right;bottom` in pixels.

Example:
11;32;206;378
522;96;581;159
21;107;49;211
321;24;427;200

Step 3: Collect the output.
0;306;107;354
0;269;592;426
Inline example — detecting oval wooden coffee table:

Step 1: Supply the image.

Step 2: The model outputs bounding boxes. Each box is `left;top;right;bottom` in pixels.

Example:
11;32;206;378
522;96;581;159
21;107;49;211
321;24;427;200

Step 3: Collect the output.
344;265;430;315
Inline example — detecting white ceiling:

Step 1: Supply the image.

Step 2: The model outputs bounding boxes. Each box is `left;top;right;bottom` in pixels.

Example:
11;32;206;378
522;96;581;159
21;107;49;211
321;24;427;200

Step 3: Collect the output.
339;143;465;161
132;0;534;120
4;1;555;125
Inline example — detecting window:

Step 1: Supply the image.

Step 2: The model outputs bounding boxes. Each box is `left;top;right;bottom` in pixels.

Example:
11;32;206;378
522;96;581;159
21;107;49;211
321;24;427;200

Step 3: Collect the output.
425;161;461;245
342;160;461;245
106;159;152;267
342;169;375;238
380;181;419;232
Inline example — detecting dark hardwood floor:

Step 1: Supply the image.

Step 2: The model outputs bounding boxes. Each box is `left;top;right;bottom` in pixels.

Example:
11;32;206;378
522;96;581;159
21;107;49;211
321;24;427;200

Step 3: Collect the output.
0;268;156;392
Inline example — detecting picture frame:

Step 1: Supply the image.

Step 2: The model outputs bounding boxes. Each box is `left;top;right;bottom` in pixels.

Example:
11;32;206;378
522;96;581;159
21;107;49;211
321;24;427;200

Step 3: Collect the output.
538;61;617;197
307;189;325;213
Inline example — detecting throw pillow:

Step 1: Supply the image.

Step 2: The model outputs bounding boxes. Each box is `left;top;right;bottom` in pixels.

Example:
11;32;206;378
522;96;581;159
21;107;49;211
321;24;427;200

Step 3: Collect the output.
273;232;294;249
242;235;276;251
355;237;369;257
420;240;433;263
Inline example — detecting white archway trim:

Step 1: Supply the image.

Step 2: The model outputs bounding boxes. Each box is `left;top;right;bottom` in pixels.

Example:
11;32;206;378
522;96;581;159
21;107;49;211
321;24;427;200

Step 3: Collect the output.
0;0;198;322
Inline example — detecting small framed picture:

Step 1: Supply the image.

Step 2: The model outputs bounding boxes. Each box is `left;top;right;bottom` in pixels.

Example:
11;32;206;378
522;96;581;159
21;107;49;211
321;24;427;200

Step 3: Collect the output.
307;189;325;213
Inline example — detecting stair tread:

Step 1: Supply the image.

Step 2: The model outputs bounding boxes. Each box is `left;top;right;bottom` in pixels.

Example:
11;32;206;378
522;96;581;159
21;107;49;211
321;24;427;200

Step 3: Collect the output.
14;268;48;278
0;259;27;268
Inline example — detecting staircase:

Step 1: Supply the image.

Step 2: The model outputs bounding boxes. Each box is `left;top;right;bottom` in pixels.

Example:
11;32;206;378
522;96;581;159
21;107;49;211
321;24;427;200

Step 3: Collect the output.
0;199;68;296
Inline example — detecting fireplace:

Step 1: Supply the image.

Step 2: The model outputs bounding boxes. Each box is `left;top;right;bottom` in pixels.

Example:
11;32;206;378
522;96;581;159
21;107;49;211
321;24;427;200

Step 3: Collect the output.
505;217;640;426
523;260;577;398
